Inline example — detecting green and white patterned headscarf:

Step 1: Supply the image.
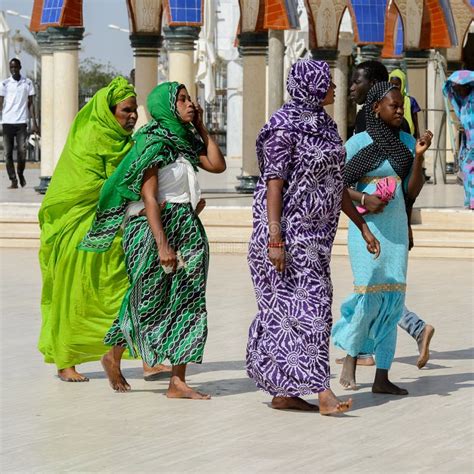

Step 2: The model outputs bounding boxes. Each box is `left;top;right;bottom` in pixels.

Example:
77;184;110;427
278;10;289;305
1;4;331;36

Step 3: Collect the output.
79;82;203;253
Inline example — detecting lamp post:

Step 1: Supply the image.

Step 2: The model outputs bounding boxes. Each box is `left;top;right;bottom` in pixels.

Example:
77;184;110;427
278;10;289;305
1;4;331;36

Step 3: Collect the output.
11;29;24;57
6;10;31;21
108;24;130;34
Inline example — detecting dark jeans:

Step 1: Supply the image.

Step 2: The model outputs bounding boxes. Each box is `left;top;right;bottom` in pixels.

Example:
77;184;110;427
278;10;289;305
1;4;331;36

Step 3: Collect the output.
3;123;28;184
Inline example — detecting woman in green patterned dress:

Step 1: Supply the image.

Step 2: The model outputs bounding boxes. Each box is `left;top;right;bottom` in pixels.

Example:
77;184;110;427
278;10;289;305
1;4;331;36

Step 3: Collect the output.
80;82;226;398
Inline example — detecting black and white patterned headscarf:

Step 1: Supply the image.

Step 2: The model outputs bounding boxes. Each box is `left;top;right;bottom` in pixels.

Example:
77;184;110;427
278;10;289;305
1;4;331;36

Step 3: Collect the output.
344;82;413;187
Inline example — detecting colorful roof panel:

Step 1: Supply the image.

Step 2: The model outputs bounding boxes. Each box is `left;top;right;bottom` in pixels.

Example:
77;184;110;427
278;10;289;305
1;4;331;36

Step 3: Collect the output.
41;0;65;24
168;0;203;25
351;0;387;43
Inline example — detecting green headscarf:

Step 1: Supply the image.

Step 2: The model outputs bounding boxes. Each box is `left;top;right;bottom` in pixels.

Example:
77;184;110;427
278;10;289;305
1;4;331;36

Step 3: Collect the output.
39;76;136;213
79;81;203;253
389;69;415;135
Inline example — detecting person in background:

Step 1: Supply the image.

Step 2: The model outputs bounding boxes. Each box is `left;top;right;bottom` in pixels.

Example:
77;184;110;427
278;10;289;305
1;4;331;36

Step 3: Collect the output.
338;60;435;371
0;58;39;189
443;70;474;210
389;68;431;182
389;69;421;138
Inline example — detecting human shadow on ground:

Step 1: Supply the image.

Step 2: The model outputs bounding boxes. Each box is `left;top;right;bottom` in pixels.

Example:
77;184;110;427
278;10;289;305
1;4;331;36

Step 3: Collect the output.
117;377;259;397
84;359;247;382
393;347;474;369
84;359;258;396
341;371;474;412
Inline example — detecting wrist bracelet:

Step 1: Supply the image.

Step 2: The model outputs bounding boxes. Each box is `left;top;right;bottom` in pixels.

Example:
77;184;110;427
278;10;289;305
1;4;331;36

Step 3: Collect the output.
361;193;367;206
268;241;285;248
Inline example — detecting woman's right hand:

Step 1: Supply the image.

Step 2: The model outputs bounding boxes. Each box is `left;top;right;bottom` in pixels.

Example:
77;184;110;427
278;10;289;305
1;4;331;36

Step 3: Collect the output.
363;194;387;214
159;245;177;272
269;247;285;273
361;224;381;258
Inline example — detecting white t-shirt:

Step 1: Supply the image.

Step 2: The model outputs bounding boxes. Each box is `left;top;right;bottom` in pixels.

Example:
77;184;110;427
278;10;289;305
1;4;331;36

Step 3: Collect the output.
0;75;35;124
124;156;201;222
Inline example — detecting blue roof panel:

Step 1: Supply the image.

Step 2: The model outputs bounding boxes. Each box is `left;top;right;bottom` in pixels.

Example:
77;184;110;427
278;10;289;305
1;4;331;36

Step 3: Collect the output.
41;0;64;25
352;0;387;43
169;0;203;24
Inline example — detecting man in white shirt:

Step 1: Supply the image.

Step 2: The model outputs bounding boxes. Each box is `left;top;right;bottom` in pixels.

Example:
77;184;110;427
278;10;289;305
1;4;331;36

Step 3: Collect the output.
0;58;38;188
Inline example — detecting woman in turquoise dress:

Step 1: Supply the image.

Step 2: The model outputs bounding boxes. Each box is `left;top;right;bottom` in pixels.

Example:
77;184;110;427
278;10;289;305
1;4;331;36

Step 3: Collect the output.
332;82;432;395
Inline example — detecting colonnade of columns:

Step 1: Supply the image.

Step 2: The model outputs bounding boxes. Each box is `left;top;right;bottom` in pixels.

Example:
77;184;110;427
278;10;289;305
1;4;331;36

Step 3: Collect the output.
35;26;199;193
35;25;444;194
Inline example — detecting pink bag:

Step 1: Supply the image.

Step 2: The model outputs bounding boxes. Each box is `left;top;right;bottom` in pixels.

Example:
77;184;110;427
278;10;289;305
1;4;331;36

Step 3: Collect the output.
356;176;398;215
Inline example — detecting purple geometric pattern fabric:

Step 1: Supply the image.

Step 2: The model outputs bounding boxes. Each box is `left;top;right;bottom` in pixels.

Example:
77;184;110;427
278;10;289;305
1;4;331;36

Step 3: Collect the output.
246;60;345;397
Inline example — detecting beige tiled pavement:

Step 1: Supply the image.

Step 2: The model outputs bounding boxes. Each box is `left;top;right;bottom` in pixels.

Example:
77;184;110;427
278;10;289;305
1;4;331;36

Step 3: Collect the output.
0;249;473;473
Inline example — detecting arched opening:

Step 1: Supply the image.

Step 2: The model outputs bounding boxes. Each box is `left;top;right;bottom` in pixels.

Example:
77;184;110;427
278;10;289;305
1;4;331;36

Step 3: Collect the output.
420;0;452;49
382;1;403;58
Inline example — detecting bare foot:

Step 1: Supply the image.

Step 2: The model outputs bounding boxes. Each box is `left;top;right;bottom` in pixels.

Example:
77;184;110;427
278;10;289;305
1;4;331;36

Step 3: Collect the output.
340;355;358;390
143;363;172;381
417;325;435;369
271;396;319;411
57;366;89;382
336;356;375;366
101;354;131;392
372;379;408;395
166;376;210;400
318;389;352;415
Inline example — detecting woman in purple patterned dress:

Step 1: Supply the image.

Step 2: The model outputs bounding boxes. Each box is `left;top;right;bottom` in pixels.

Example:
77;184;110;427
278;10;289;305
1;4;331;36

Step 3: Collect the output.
246;60;380;414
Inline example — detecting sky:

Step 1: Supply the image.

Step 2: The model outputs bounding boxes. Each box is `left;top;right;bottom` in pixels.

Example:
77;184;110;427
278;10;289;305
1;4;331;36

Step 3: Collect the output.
3;0;134;77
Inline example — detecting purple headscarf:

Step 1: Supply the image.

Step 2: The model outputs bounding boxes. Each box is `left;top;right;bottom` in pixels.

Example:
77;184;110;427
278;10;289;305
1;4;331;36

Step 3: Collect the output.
256;60;341;154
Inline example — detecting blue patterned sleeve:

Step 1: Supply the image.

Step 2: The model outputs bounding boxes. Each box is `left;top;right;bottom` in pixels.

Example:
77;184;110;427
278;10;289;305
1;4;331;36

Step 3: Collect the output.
261;130;294;181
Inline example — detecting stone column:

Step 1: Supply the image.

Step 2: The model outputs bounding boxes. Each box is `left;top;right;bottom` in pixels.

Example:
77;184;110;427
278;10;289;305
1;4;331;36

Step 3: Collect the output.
50;27;84;168
311;48;338;119
163;26;200;97
405;50;430;117
357;44;382;62
226;59;243;161
267;30;285;116
130;34;162;127
236;32;268;193
334;32;353;142
34;31;54;194
426;49;447;182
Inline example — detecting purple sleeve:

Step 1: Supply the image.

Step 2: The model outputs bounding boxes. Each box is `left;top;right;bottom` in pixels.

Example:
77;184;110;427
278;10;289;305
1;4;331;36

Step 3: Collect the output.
261;130;294;181
410;96;421;114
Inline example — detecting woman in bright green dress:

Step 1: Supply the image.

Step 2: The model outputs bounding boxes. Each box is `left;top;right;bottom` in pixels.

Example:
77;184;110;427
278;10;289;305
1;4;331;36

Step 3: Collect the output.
38;77;169;382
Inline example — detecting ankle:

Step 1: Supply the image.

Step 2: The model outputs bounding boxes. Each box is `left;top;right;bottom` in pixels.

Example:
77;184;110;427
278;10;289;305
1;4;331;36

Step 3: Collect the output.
374;368;389;383
318;389;333;401
170;375;186;385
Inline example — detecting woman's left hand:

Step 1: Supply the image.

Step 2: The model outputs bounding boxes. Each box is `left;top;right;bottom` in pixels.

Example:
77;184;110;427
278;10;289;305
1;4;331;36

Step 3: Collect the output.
192;102;205;131
361;224;381;258
195;198;206;215
415;130;433;156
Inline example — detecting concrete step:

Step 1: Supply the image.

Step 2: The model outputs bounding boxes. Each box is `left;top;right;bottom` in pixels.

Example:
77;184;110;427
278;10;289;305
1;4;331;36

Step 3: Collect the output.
1;203;472;258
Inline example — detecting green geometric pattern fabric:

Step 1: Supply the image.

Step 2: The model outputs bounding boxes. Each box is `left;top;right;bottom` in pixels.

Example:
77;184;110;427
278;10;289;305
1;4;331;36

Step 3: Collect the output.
105;203;209;366
79;81;203;254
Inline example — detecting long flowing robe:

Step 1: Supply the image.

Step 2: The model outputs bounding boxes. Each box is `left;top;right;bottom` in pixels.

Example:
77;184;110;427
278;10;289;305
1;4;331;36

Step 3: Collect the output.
246;60;345;397
38;77;135;369
80;82;208;367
